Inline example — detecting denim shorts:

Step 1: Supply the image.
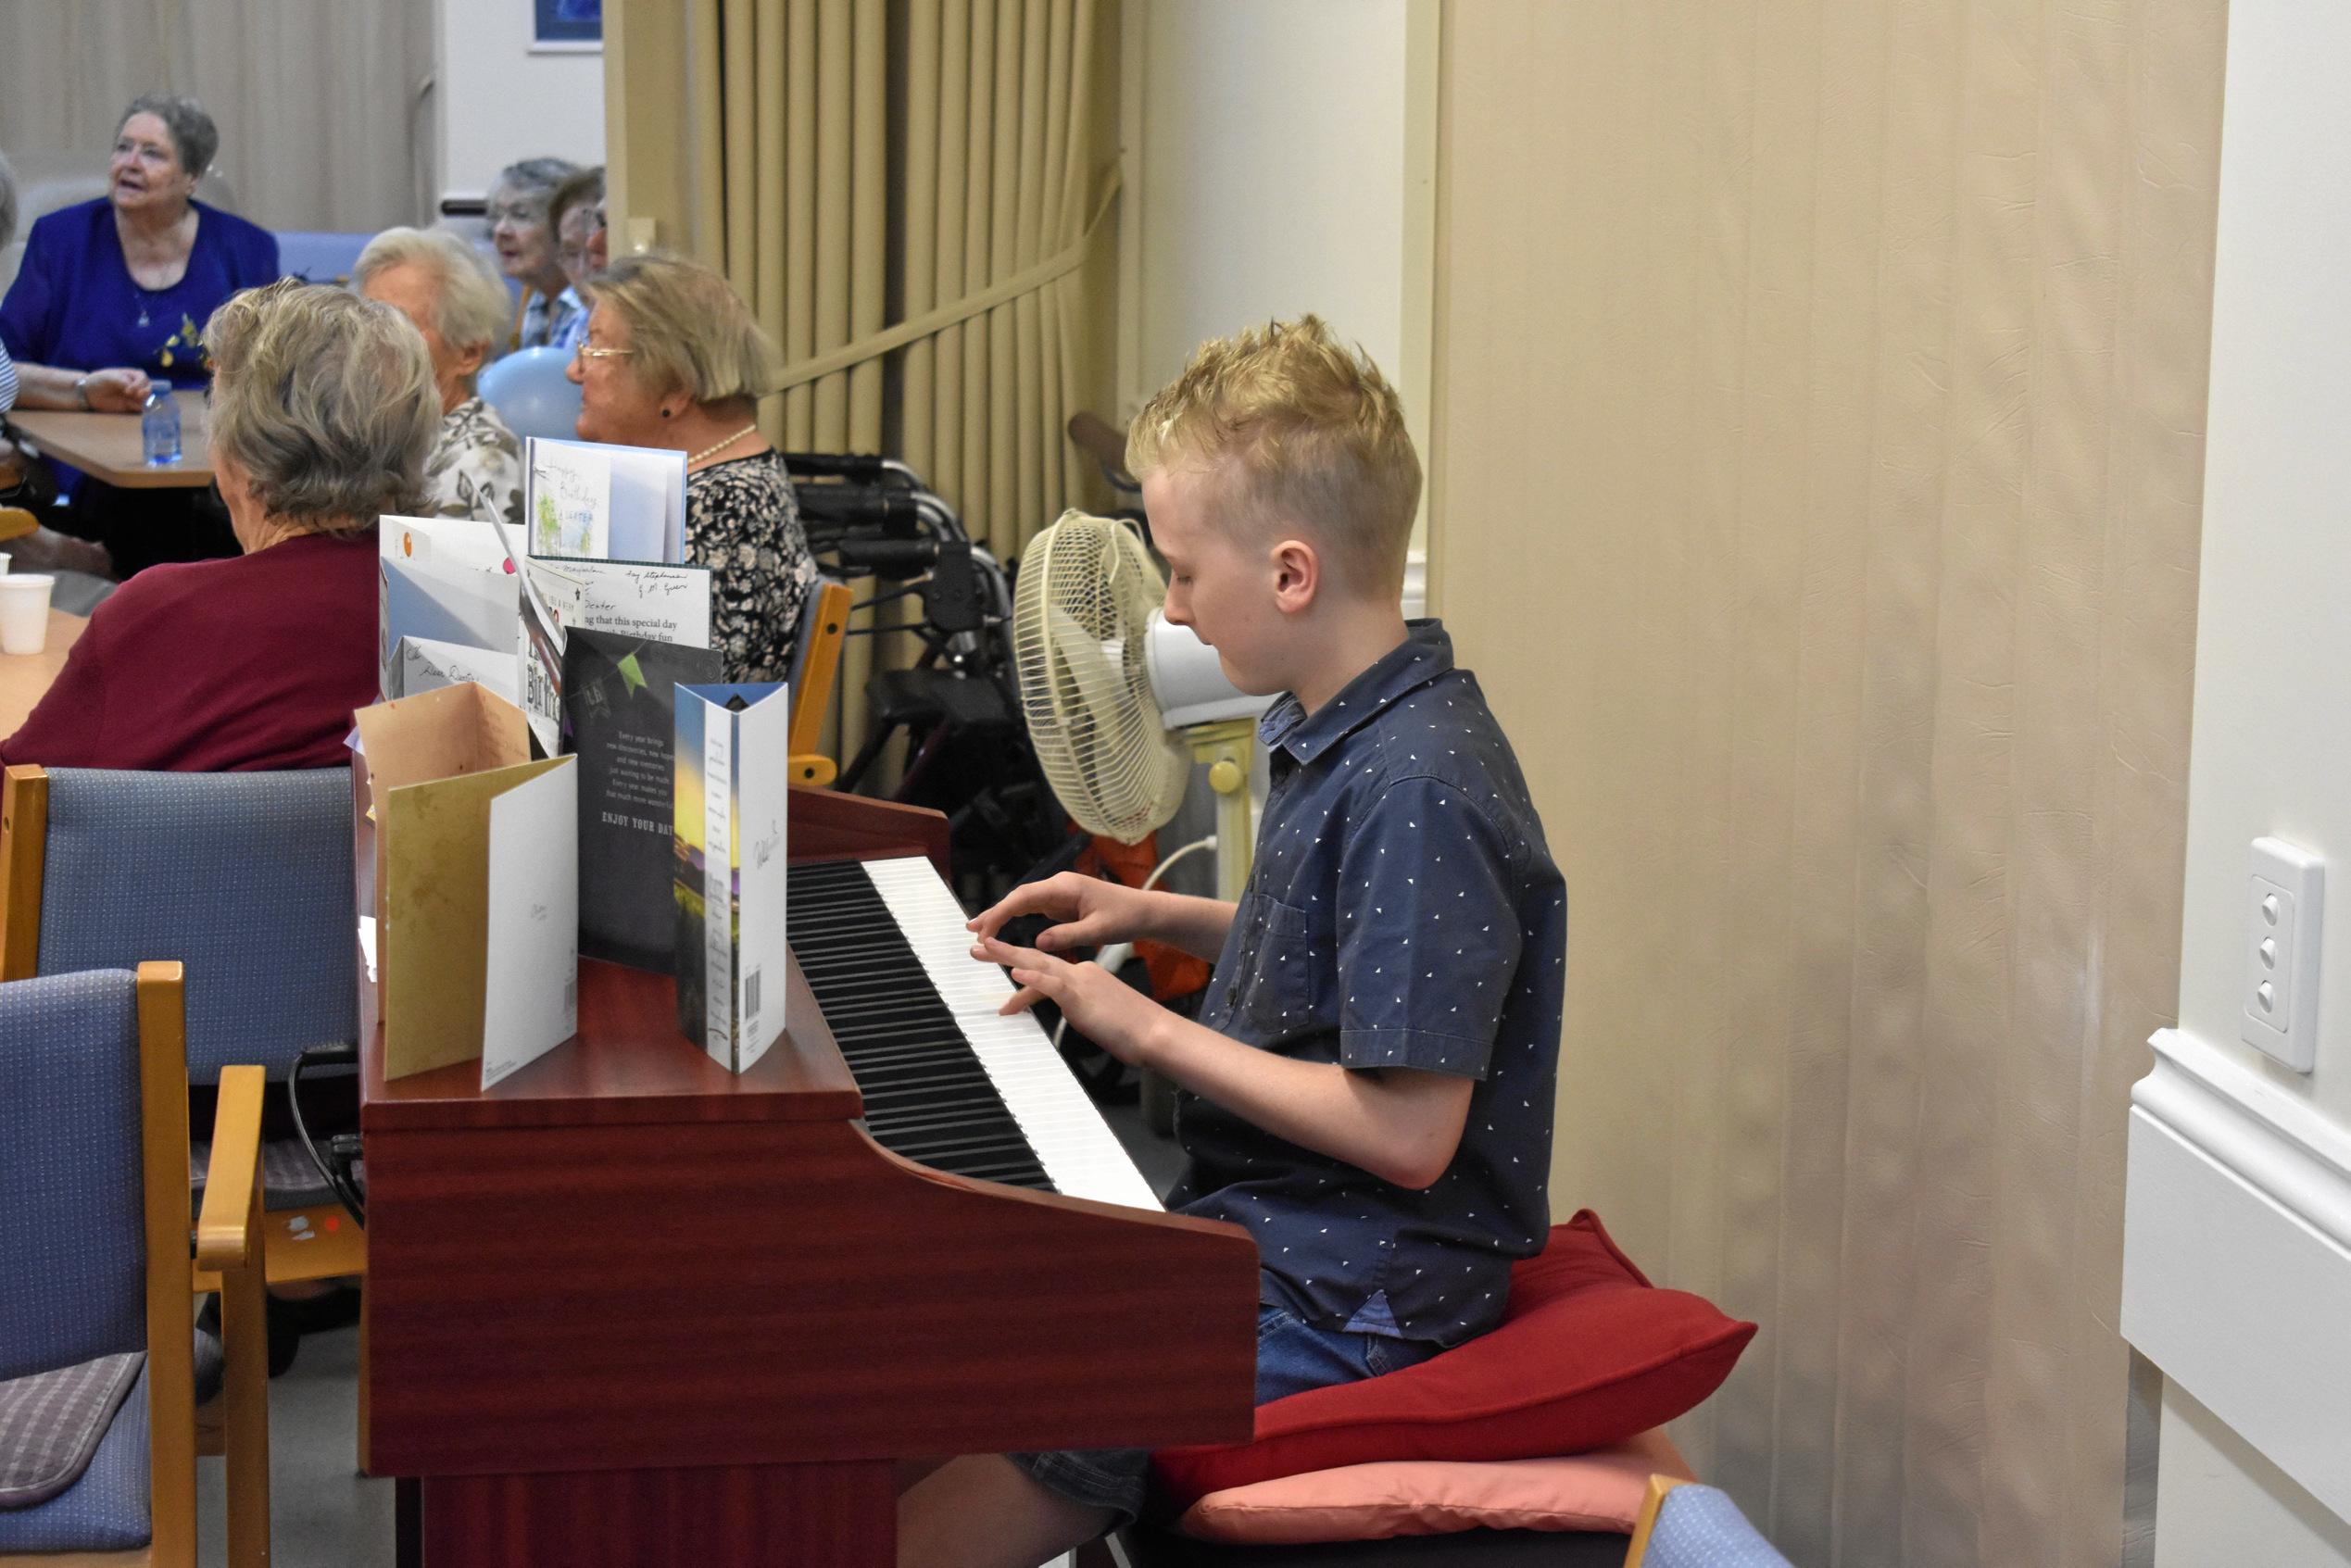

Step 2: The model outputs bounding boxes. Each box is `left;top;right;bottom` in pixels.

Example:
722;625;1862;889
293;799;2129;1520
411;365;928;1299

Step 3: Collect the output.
1007;1303;1439;1528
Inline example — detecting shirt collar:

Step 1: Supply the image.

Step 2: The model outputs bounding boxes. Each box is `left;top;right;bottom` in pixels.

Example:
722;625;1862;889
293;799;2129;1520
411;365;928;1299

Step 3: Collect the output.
1258;619;1455;767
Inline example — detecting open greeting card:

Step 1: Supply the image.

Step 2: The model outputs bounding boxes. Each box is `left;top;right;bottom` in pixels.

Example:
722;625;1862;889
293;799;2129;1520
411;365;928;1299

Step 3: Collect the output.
353;683;580;1089
377;515;521;699
523;436;687;566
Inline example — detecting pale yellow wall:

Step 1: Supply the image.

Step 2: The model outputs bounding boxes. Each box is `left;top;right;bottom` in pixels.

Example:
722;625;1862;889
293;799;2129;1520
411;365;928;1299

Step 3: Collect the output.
1432;3;2221;1562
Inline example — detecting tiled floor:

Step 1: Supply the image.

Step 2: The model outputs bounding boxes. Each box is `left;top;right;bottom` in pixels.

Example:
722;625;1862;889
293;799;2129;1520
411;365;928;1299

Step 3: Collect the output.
198;1088;1184;1567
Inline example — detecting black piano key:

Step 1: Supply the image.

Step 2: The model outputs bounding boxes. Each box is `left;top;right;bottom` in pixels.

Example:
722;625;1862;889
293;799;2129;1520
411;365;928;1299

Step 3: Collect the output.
786;861;1054;1192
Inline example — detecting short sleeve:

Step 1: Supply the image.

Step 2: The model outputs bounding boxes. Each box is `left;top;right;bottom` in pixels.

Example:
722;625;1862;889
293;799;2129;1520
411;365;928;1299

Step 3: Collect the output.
1334;775;1522;1077
0;220;61;364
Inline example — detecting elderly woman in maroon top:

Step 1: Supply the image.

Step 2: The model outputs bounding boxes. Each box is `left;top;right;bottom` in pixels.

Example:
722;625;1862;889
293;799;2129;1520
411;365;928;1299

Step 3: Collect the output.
1;279;439;770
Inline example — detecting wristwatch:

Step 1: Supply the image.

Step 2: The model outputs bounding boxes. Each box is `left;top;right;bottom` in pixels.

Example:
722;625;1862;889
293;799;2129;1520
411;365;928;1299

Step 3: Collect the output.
74;374;93;410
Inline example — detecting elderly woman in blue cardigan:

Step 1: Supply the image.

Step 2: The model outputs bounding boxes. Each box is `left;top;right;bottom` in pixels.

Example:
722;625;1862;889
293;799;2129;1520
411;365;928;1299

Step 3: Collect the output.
0;94;278;575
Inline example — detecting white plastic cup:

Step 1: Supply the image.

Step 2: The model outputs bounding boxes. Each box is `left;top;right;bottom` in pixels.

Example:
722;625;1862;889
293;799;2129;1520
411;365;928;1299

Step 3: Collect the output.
0;574;55;655
0;553;10;575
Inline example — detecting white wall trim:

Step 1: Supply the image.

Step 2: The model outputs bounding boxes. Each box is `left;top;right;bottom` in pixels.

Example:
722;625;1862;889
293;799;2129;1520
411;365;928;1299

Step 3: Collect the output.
2135;1027;2351;1248
2123;1027;2351;1526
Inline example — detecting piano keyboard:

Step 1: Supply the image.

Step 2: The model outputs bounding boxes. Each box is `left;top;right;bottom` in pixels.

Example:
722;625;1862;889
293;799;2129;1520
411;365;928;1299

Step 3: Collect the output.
786;858;1164;1211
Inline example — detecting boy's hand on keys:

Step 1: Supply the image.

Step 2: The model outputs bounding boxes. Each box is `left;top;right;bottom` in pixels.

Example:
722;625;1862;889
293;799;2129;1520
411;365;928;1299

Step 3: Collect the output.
966;871;1150;955
970;935;1165;1066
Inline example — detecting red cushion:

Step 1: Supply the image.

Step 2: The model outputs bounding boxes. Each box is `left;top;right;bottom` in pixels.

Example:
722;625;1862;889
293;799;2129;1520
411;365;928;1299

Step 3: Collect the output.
1150;1210;1755;1512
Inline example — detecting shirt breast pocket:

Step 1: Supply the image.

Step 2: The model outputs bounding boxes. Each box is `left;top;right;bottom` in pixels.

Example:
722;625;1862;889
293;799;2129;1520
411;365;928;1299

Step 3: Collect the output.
1226;890;1324;1040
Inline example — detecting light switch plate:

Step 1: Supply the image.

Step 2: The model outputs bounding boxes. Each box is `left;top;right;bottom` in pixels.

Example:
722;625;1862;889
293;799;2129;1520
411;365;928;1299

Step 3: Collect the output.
2241;836;2323;1072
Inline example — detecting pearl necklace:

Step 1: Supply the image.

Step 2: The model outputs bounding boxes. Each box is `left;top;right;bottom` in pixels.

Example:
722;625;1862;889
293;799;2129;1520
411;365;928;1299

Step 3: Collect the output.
687;422;762;468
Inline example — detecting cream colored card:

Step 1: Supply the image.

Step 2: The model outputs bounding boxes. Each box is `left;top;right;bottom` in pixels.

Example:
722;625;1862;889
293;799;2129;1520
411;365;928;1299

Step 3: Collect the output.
481;759;580;1090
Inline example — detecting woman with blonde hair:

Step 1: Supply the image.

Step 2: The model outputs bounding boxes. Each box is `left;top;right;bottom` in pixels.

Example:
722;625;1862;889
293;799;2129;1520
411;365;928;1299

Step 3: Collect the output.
1;280;442;770
567;249;815;682
355;225;525;526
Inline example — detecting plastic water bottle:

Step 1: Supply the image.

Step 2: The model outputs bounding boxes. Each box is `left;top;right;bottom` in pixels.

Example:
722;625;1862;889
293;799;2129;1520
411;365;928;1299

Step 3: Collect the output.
142;382;182;466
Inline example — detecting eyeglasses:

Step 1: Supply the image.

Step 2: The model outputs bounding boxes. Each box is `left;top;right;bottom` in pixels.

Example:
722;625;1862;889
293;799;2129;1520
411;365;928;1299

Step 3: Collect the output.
575;345;634;361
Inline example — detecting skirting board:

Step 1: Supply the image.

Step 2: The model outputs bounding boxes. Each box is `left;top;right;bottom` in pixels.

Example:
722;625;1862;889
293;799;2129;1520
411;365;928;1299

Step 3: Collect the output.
2121;1027;2351;1526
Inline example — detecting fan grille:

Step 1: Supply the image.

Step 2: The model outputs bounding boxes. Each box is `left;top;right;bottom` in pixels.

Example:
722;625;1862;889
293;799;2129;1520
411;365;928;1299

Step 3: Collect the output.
1012;511;1192;844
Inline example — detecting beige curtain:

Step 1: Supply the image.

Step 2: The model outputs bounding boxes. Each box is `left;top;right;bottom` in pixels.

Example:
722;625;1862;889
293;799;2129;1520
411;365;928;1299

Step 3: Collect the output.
1430;2;2221;1564
608;0;1119;758
0;0;432;232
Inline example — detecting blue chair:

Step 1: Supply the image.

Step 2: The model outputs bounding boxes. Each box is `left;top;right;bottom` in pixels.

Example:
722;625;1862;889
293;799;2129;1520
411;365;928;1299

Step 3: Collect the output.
273;231;373;286
0;964;270;1565
1625;1479;1798;1568
478;345;585;441
0;765;367;1290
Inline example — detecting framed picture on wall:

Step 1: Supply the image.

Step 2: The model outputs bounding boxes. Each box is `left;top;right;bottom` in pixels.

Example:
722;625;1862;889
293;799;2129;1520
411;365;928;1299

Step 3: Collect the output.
534;0;601;51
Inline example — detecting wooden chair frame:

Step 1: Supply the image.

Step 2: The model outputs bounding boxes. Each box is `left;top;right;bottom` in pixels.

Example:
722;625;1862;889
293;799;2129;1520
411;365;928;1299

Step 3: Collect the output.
1621;1473;1692;1568
788;579;853;788
1;963;270;1568
1;764;364;1290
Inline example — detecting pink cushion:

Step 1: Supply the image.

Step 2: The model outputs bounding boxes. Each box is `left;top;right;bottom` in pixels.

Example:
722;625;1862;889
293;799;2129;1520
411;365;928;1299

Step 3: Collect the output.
1174;1428;1696;1544
1150;1210;1754;1512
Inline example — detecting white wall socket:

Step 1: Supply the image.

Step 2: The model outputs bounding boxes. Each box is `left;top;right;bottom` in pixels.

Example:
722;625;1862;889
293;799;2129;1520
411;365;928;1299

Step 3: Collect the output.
2241;836;2323;1072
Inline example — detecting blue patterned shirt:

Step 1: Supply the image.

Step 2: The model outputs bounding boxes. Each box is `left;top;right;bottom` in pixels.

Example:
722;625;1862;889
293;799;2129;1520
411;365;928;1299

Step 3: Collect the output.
1168;621;1566;1348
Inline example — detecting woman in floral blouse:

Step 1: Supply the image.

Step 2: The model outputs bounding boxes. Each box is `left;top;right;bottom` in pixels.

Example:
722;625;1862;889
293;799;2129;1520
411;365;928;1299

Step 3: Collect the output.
566;251;814;682
354;227;524;528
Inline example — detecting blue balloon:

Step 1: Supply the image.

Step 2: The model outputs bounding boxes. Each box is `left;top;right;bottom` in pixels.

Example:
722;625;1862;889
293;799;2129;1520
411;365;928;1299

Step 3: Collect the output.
477;346;585;442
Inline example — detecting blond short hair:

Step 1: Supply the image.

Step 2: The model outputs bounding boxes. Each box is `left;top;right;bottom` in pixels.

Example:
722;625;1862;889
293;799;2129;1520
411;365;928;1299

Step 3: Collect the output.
580;250;782;408
1126;316;1421;593
205;280;442;535
353;227;512;363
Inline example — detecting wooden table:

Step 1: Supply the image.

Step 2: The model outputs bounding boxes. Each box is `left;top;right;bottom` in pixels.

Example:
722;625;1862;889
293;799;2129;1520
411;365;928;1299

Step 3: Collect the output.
0;609;86;734
6;389;213;488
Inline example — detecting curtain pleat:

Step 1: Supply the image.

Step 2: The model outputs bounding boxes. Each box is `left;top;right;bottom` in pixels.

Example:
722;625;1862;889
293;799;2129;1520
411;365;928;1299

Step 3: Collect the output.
930;0;972;512
689;2;727;264
783;0;820;449
957;1;996;528
849;0;887;449
982;2;1022;560
902;0;945;477
610;0;1116;762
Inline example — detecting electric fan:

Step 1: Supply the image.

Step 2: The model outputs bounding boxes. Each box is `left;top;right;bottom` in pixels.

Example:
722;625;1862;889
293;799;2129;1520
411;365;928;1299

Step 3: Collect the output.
1012;509;1266;903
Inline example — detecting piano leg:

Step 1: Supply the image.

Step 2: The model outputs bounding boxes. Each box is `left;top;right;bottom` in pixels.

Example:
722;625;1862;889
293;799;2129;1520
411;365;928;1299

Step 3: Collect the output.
415;1461;896;1566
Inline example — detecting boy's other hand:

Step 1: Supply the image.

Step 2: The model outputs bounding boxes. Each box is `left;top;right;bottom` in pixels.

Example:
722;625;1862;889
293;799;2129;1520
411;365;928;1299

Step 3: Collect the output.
971;935;1165;1066
966;871;1150;954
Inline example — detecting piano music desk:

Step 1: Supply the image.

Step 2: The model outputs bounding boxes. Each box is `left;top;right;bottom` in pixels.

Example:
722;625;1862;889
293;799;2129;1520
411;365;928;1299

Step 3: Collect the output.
360;796;1259;1567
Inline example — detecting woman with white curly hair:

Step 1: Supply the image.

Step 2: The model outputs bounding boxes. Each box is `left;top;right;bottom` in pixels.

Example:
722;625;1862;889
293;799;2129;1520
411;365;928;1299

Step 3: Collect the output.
355;226;525;526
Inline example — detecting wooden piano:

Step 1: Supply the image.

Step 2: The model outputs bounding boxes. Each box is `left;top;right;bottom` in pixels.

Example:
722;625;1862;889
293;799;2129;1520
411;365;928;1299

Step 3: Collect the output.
359;788;1259;1566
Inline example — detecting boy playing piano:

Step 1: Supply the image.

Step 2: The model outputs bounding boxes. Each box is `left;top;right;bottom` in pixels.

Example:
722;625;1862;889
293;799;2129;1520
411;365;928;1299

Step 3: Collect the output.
899;318;1566;1568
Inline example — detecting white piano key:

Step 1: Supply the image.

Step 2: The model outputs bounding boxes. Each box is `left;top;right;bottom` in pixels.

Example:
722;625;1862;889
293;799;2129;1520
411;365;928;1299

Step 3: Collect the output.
863;858;1164;1211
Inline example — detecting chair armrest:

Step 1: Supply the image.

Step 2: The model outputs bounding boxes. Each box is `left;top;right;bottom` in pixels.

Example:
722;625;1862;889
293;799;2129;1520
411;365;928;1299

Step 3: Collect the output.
1622;1474;1690;1568
195;1065;268;1272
